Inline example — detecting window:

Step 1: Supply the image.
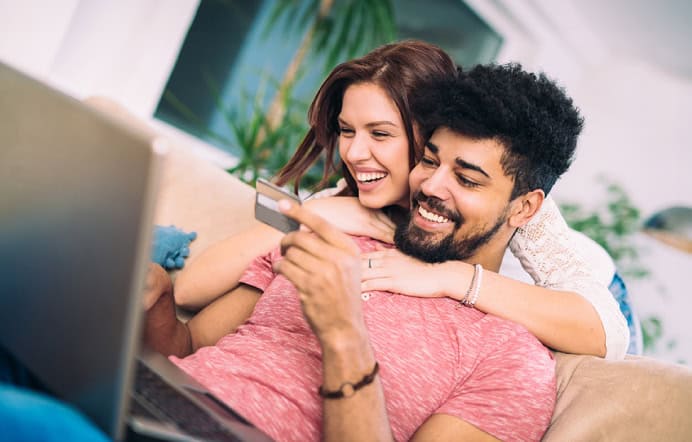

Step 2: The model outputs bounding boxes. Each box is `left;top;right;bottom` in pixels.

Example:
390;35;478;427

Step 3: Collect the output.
154;0;502;183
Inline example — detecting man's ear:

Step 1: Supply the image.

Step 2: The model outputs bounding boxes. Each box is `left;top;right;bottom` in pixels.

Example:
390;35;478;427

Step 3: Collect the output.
508;189;544;228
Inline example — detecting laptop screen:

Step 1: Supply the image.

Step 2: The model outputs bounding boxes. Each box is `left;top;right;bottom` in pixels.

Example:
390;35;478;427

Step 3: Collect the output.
0;62;164;440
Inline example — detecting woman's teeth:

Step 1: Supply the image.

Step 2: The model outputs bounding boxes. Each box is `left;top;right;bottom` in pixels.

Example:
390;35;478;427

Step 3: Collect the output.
357;172;386;183
419;206;450;223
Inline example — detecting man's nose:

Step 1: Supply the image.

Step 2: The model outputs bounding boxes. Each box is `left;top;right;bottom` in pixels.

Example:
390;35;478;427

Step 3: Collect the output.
419;167;450;201
345;133;372;163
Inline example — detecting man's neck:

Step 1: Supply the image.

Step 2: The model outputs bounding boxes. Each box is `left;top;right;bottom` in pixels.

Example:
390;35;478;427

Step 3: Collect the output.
465;235;513;272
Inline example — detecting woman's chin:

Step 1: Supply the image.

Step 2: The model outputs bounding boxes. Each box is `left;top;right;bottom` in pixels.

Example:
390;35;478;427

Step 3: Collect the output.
358;192;407;210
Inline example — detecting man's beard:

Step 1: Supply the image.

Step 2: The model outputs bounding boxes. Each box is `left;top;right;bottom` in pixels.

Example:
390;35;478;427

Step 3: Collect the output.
394;191;508;264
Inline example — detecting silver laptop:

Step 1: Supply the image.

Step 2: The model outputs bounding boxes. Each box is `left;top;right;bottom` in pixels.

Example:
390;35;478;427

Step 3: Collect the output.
0;62;272;441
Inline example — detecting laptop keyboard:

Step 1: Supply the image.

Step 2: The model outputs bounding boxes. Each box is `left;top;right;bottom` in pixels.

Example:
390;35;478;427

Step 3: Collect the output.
133;360;242;441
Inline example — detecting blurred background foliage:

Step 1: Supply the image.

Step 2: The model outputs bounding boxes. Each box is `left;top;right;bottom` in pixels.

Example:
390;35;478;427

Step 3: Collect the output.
560;179;665;354
161;0;396;188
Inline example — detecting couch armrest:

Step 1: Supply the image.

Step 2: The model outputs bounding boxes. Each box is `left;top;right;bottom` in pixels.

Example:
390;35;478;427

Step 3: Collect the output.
545;352;692;440
153;142;259;258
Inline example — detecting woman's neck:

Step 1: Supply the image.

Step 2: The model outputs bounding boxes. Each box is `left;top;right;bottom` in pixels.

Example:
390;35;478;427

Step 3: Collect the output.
383;205;409;226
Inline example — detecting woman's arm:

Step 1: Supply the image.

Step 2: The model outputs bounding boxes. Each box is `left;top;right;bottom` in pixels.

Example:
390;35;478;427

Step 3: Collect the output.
507;196;629;359
173;223;282;310
304;196;396;243
361;250;610;357
361;196;629;359
174;196;395;311
439;262;611;357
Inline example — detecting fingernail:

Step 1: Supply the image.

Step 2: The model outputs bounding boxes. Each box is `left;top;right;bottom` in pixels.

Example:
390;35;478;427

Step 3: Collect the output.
278;199;292;212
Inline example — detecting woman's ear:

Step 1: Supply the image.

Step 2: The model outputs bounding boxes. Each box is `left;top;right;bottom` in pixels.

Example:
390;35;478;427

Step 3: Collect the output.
508;189;545;228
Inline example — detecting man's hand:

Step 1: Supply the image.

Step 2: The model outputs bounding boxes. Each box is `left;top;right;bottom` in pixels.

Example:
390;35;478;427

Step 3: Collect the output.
276;200;393;442
143;262;173;310
141;263;191;357
274;199;366;343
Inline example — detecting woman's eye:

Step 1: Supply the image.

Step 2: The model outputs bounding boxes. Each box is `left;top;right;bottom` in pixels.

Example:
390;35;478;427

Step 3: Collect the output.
372;131;390;138
339;127;354;137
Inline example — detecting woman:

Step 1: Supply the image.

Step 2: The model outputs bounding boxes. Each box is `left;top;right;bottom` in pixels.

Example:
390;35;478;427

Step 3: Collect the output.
174;40;629;359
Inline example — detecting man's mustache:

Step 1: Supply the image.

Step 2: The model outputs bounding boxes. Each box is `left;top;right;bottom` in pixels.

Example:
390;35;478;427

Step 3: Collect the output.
411;190;463;227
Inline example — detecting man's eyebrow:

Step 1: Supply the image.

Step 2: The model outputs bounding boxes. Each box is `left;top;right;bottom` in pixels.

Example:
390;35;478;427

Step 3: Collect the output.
426;141;491;179
456;158;490;179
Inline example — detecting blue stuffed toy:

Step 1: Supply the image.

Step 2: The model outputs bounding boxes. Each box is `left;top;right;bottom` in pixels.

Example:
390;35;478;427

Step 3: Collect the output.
151;225;197;270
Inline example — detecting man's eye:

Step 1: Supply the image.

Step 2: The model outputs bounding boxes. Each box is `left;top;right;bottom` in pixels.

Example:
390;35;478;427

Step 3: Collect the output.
420;157;436;167
457;175;479;188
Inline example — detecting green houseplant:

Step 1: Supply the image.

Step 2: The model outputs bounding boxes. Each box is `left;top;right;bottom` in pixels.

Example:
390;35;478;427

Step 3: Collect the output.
162;0;396;188
559;178;666;354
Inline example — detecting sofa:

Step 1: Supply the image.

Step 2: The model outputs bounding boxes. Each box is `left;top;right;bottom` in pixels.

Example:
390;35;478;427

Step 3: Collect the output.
89;98;692;441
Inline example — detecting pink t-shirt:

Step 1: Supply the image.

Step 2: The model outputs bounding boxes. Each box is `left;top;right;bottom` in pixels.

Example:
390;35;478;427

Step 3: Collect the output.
172;236;556;441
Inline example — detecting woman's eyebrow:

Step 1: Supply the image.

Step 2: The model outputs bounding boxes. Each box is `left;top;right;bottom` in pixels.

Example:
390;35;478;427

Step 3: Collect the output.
364;121;398;128
338;116;397;127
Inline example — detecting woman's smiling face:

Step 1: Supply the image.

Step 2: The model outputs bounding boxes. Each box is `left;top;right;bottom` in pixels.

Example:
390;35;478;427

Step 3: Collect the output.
338;82;412;209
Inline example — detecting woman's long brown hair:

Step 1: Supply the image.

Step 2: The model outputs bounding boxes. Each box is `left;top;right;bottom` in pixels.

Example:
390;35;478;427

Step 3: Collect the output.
274;40;456;196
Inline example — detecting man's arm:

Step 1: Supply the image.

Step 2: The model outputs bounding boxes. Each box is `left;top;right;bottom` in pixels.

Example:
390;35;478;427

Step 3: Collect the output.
412;414;499;441
186;284;261;349
142;263;260;357
276;200;393;441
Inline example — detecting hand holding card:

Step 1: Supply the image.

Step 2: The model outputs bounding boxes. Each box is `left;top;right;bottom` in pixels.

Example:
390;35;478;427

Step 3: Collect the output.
255;178;302;233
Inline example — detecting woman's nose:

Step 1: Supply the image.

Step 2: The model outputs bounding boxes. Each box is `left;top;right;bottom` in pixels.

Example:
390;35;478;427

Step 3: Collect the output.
344;133;372;163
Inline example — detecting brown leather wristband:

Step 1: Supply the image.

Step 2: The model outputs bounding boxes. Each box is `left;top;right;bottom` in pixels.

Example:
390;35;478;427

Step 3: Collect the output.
318;362;380;399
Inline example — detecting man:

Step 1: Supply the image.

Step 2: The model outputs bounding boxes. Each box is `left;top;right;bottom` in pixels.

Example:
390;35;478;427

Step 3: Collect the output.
144;63;584;441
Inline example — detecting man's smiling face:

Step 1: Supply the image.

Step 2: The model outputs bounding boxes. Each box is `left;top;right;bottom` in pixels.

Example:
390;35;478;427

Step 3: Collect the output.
395;127;518;264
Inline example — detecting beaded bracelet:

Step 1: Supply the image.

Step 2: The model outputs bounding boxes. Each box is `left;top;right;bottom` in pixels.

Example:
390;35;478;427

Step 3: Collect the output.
461;264;483;307
318;362;380;399
467;264;483;307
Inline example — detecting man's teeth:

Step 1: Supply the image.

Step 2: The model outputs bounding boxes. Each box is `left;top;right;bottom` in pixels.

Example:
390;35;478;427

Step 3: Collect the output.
357;172;386;183
419;206;451;223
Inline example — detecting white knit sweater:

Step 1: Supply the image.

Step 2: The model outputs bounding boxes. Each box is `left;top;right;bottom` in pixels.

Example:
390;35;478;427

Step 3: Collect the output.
505;195;629;359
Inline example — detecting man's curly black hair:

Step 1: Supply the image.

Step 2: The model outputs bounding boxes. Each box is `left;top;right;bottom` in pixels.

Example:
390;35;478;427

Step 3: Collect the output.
414;63;584;199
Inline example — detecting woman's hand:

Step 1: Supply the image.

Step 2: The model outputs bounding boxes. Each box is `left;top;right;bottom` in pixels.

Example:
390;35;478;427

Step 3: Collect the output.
305;196;396;244
361;248;451;298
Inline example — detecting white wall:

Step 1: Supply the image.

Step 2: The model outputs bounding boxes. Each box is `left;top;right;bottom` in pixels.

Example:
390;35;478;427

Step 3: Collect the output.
555;57;692;364
0;0;199;117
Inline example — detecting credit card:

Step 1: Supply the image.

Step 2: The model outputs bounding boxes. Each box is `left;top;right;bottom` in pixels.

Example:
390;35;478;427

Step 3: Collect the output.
255;178;301;233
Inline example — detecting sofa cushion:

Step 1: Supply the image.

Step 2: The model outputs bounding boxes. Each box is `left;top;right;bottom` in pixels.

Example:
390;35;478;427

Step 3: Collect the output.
153;142;259;260
545;352;692;440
